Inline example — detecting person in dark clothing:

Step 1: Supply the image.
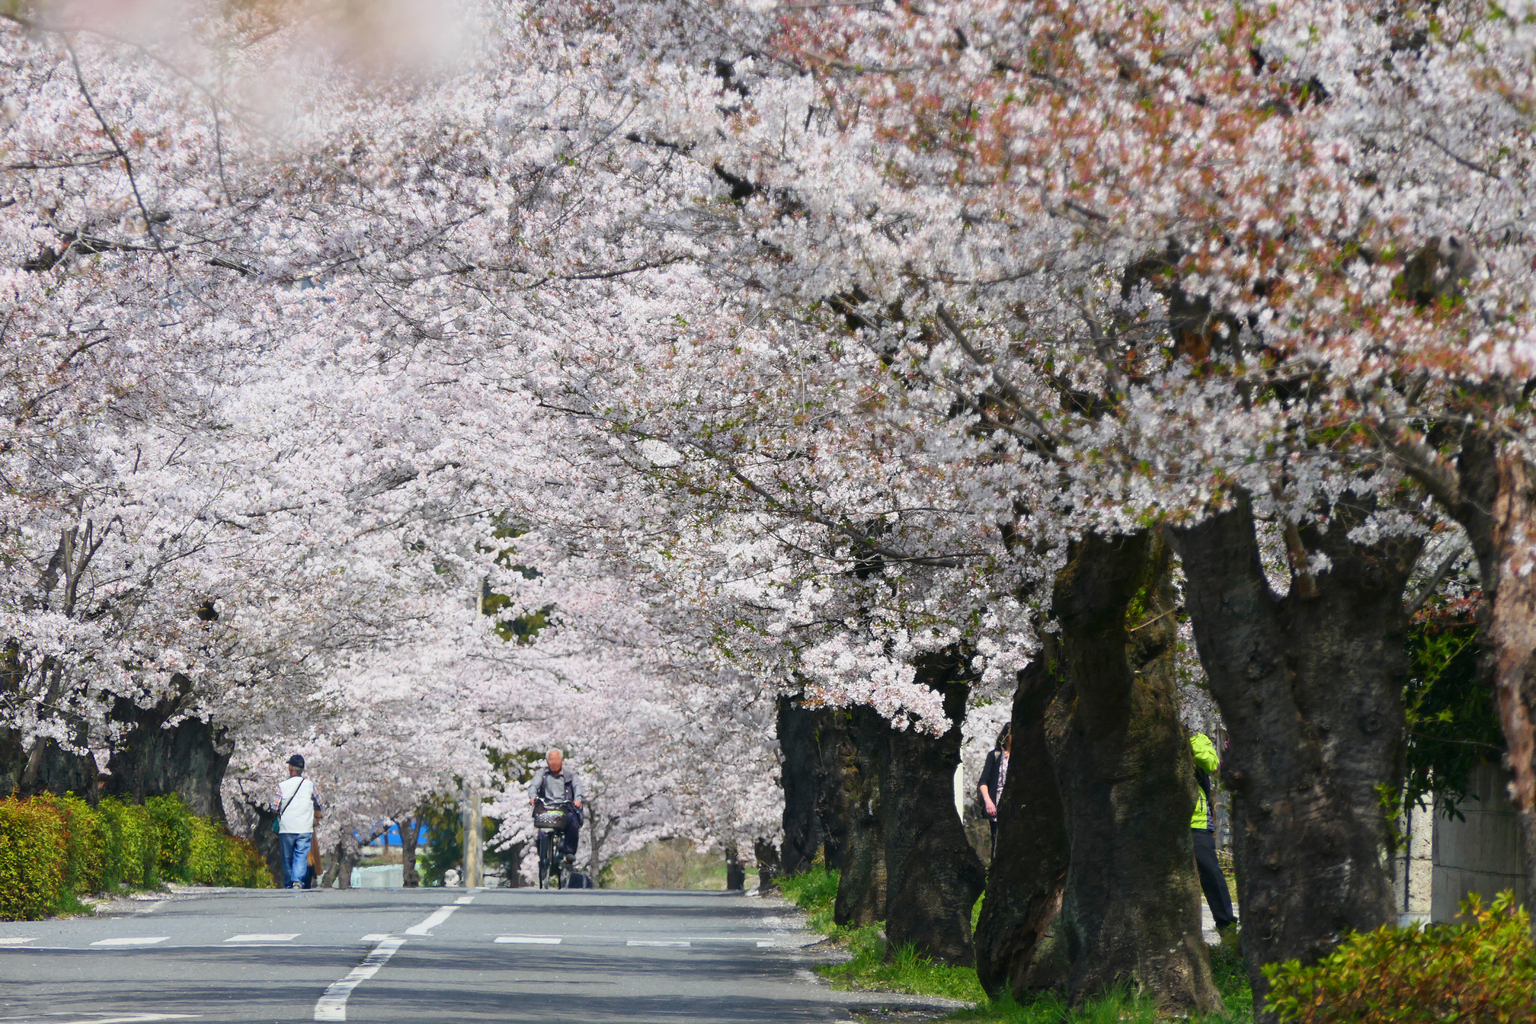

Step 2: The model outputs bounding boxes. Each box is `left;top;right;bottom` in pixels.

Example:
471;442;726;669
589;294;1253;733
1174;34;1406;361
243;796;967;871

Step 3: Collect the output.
978;724;1011;844
1190;733;1237;939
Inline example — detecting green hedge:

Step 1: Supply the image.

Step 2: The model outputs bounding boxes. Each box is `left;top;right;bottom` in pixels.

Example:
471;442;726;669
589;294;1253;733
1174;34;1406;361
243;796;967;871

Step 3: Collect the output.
0;793;273;920
1265;891;1535;1023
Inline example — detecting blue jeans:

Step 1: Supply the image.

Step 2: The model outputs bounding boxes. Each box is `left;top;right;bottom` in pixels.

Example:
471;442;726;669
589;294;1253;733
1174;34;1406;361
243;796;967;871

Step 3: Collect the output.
280;832;312;888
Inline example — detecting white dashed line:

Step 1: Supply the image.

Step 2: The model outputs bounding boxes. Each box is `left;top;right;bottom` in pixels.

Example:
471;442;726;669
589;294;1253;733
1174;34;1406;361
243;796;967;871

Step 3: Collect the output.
358;934;392;942
453;896;474;905
403;905;460;936
0;937;37;945
224;934;298;943
626;940;690;948
90;937;169;947
494;935;561;944
313;936;405;1021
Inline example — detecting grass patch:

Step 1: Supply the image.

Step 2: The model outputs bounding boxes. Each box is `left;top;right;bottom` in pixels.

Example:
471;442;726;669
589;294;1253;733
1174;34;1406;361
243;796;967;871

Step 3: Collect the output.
777;866;1255;1023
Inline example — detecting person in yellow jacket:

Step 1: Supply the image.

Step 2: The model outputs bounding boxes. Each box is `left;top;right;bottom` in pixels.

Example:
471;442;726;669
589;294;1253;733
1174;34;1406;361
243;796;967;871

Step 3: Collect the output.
1191;733;1237;937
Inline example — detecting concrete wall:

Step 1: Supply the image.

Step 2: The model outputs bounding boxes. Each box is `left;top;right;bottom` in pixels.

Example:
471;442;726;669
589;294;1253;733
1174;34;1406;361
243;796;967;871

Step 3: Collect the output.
1394;762;1528;925
1431;762;1527;921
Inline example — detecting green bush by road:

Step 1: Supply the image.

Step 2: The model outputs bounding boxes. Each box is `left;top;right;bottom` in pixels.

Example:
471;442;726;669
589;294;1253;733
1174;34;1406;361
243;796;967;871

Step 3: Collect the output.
0;793;272;920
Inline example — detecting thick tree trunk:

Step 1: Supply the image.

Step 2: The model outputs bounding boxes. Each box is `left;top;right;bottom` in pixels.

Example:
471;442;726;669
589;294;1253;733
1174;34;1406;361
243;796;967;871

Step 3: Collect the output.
398;816;421;887
102;679;233;822
834;705;888;928
1480;449;1536;943
12;732;96;800
725;845;746;890
880;652;987;966
975;656;1070;997
1046;533;1221;1013
776;696;851;875
1172;496;1421;1020
754;838;780;891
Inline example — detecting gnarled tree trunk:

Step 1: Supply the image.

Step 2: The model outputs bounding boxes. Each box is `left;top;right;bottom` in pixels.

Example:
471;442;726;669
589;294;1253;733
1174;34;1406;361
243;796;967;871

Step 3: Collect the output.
833;704;888;928
102;678;233;822
1172;496;1422;1021
754;838;780;891
880;652;987;965
777;696;851;874
980;532;1221;1012
975;656;1070;997
1047;533;1221;1013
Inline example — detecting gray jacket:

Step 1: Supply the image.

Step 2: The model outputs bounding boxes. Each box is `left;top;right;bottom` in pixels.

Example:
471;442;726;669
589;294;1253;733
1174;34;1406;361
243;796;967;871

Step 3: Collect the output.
527;766;584;806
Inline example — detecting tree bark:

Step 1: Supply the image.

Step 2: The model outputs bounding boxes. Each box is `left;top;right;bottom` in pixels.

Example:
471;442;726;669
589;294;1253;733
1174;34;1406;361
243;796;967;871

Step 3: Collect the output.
725;845;746;890
776;696;851;874
1046;532;1221;1013
1171;496;1421;1020
102;678;233;822
398;815;421;887
1483;452;1536;943
975;656;1070;998
754;838;780;891
880;652;988;966
833;704;888;928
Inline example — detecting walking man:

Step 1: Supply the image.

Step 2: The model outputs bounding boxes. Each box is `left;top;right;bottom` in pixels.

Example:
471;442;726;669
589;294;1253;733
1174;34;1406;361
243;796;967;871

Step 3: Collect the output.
274;754;319;890
1190;733;1237;942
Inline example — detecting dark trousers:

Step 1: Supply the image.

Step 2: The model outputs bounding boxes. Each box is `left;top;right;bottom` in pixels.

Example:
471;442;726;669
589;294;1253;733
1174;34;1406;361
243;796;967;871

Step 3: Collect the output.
1193;829;1236;929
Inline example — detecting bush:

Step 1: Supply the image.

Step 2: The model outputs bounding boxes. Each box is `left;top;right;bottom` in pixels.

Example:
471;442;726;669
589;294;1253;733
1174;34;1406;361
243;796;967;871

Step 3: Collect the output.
146;794;194;882
0;799;67;920
97;797;158;888
779;862;840;932
0;794;271;919
37;793;106;894
1264;891;1536;1023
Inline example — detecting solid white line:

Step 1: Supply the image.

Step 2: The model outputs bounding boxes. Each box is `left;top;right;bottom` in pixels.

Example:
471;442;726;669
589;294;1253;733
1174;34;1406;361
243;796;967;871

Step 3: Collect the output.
313;937;406;1022
225;933;298;943
626;940;689;947
494;935;561;944
403;905;460;936
90;937;169;946
0;1016;202;1023
0;938;36;945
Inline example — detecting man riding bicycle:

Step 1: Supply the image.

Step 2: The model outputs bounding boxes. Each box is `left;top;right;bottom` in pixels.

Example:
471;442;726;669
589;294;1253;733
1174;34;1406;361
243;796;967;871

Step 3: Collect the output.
527;748;584;864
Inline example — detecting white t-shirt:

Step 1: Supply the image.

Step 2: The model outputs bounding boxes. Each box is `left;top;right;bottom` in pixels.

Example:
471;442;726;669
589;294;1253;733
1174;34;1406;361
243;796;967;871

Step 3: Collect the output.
276;776;316;834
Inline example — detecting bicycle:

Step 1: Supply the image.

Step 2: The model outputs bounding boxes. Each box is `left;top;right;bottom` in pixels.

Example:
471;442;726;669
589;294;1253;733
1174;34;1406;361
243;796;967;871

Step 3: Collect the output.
533;799;575;890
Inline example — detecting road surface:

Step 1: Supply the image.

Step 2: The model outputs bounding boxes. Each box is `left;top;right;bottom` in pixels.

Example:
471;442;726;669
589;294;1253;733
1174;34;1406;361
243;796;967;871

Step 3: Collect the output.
0;887;954;1023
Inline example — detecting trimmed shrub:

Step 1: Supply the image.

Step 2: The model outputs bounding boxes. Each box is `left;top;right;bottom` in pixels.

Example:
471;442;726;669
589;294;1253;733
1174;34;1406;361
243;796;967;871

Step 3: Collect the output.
97;797;158;888
37;793;106;894
0;799;67;920
227;835;275;889
146;794;193;883
1264;891;1536;1023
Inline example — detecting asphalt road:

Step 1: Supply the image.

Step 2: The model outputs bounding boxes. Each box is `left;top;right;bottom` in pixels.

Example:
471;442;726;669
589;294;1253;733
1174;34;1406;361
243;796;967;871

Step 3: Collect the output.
0;886;914;1024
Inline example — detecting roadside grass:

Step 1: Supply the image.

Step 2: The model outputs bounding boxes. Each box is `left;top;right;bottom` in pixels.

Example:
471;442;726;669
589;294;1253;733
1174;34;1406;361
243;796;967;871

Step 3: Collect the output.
778;865;1254;1023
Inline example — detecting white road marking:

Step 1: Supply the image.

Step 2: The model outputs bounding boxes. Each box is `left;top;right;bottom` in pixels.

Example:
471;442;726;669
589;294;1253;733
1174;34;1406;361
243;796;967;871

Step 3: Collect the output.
358;934;392;942
0;938;37;945
313;937;406;1022
494;936;561;944
0;1015;201;1023
626;940;689;948
90;937;169;947
757;940;776;948
403;905;460;936
224;934;298;943
453;896;474;905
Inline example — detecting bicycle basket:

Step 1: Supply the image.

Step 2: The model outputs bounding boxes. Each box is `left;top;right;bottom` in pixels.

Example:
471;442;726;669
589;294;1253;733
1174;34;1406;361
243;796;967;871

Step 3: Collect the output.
534;811;567;830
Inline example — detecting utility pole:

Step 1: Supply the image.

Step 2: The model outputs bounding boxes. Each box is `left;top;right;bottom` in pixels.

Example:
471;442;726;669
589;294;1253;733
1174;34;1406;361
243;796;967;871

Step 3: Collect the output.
462;783;482;887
